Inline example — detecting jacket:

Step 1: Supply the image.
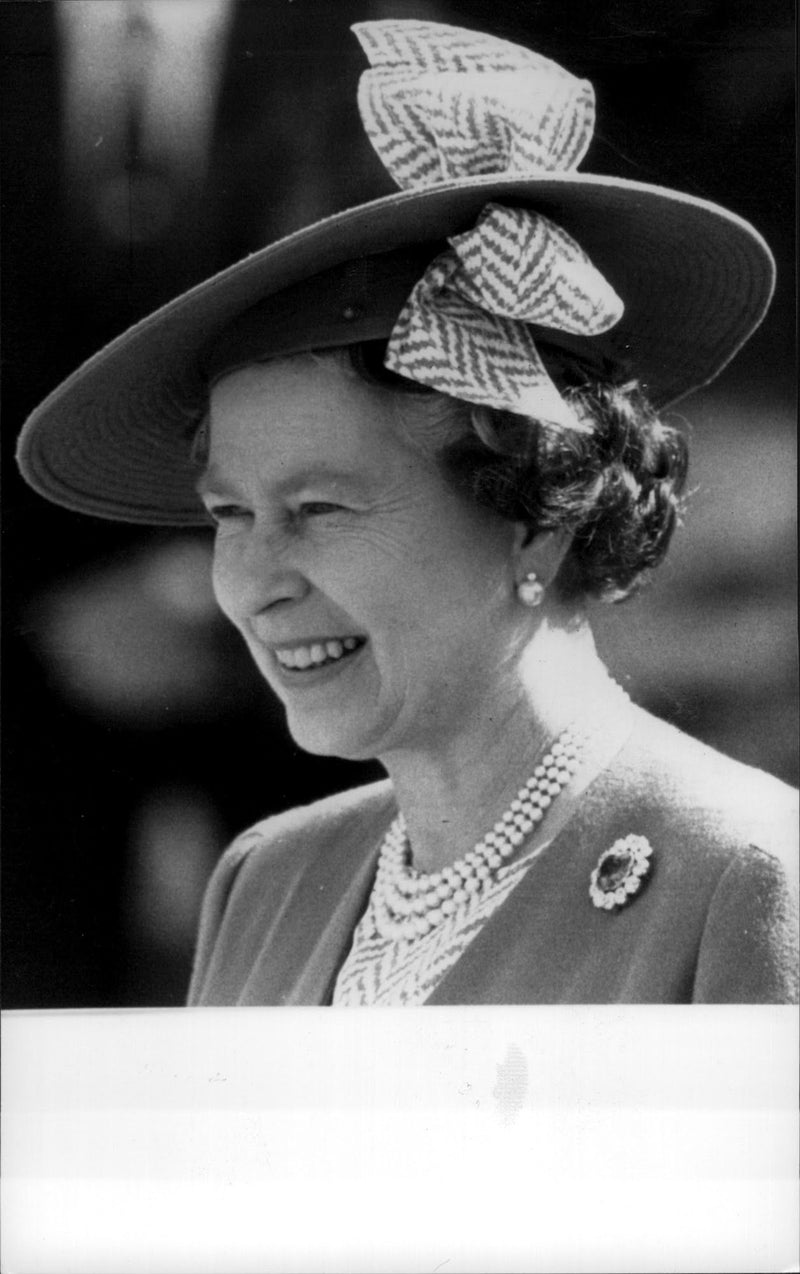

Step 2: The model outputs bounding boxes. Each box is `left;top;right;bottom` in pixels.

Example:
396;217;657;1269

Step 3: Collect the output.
188;709;798;1004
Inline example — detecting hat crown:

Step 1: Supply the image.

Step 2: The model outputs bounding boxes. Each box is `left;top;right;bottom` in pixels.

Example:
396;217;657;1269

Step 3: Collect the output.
352;19;595;190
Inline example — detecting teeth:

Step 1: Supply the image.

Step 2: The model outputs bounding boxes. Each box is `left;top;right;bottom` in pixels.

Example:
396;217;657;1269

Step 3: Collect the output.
274;638;362;670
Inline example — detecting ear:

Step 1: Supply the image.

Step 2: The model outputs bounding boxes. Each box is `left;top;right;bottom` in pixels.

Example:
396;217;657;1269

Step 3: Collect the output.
511;525;573;593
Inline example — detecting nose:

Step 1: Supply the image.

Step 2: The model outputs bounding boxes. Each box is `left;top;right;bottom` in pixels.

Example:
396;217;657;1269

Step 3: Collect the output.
212;521;310;623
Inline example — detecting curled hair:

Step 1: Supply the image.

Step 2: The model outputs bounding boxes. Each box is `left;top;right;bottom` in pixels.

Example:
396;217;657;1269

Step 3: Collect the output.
341;341;689;603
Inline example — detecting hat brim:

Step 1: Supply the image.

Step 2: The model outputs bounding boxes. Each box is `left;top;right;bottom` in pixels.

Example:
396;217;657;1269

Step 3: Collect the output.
16;173;775;525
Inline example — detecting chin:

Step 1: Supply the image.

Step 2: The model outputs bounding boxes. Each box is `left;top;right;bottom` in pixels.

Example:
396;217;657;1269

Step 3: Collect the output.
284;708;385;763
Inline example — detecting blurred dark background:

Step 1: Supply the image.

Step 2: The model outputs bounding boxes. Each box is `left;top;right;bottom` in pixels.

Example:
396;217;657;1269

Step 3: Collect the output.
2;0;795;1007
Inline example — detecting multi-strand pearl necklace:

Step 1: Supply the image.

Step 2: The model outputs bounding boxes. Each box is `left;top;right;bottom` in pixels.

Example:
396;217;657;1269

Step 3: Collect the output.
370;726;585;943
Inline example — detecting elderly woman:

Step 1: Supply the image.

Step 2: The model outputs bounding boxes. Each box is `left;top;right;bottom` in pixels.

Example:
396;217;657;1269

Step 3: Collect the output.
17;21;797;1005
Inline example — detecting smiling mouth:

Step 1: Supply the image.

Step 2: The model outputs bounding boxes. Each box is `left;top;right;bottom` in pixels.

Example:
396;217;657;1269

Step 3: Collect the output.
273;637;366;672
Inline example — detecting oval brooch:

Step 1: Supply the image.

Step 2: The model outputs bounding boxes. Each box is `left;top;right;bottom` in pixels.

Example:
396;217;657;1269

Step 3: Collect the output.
589;834;653;911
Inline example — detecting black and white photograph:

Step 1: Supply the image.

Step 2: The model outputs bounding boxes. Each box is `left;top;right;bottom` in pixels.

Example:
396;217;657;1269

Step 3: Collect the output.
2;1;797;1269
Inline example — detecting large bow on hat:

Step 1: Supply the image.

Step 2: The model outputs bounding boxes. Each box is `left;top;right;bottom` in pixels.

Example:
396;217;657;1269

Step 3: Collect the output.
385;203;623;428
353;20;595;187
353;20;624;427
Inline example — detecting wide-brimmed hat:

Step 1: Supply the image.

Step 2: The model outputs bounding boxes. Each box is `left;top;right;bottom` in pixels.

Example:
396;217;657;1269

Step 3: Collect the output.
16;19;775;527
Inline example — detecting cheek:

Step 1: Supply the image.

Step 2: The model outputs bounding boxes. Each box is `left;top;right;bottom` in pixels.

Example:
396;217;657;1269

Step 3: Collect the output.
210;540;241;624
367;541;509;673
405;510;513;613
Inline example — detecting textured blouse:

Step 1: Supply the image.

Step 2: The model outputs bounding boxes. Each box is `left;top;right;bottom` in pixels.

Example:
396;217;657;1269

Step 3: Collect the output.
333;836;554;1005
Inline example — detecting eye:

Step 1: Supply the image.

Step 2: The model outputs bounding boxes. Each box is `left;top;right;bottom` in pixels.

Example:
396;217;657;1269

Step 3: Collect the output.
298;501;344;517
205;502;249;525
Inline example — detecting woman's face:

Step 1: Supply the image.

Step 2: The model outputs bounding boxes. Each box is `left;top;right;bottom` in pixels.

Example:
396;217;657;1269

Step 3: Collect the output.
201;356;526;761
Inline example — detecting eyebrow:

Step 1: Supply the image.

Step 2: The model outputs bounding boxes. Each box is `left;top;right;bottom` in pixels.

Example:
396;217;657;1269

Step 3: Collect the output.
194;464;371;500
194;465;229;499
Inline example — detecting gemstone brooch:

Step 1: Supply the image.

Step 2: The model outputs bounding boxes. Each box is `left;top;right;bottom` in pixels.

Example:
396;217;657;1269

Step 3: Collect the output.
589;834;653;910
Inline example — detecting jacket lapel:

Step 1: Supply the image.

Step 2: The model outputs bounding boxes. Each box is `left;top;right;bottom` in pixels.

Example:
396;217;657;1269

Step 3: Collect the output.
281;840;383;1005
238;790;393;1005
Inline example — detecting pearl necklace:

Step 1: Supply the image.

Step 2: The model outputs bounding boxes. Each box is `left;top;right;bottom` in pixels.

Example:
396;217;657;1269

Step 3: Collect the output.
371;726;585;943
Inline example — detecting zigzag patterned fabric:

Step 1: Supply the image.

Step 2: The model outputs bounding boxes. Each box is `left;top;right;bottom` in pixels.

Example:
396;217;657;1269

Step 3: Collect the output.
352;20;595;189
352;20;624;426
333;835;553;1007
385;203;623;426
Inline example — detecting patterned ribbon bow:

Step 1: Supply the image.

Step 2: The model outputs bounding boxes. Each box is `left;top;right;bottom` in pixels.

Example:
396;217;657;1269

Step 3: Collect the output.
352;20;624;426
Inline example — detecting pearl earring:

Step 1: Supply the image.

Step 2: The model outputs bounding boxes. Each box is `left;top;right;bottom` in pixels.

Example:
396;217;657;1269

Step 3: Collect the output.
517;572;544;607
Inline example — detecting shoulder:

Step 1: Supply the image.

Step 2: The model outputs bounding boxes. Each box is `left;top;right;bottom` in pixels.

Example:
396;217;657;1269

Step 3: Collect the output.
591;709;798;1002
234;777;395;856
210;777;395;889
187;779;395;1004
604;707;797;871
